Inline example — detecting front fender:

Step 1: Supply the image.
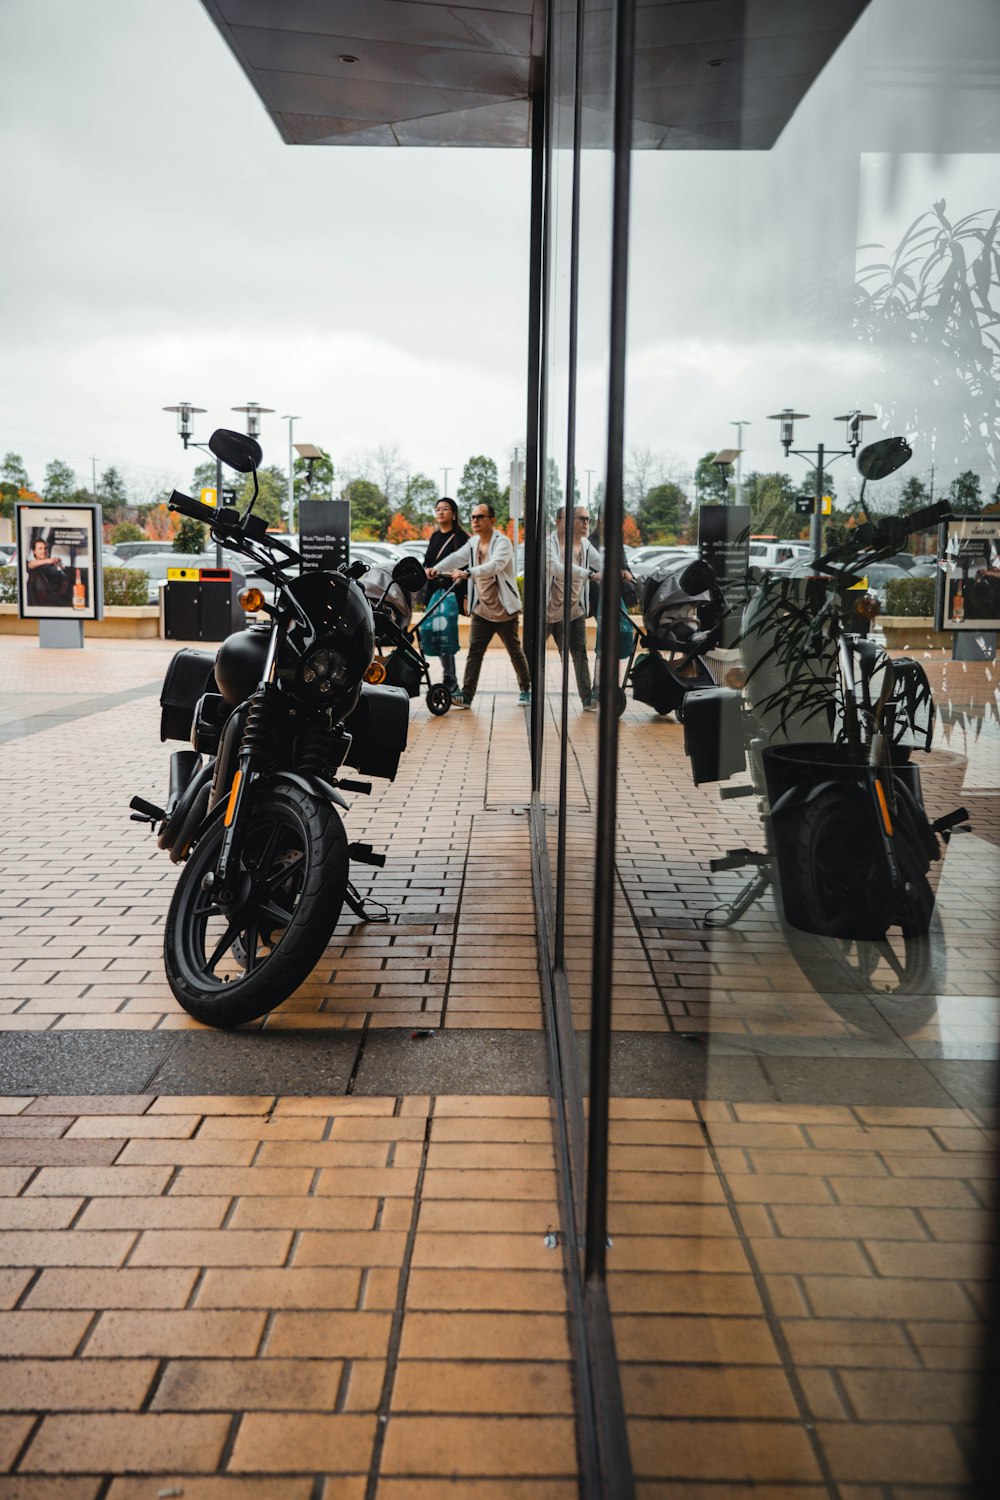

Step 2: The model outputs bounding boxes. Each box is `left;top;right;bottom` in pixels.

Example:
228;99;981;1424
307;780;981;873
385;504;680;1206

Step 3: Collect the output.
267;769;349;811
770;776;863;821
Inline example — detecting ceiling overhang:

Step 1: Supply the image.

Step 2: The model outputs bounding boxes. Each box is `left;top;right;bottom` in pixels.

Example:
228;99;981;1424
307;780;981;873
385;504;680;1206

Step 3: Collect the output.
199;0;870;150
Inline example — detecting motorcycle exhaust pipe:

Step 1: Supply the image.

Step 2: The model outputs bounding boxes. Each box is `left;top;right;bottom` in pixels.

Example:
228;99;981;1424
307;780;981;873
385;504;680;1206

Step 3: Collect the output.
166;750;203;816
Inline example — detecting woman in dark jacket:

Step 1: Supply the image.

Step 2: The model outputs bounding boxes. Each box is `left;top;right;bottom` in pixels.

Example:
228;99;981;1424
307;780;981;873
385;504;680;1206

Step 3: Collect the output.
422;497;468;696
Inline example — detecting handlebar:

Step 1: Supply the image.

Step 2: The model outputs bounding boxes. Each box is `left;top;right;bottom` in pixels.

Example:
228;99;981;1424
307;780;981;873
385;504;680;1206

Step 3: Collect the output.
168;490;232;528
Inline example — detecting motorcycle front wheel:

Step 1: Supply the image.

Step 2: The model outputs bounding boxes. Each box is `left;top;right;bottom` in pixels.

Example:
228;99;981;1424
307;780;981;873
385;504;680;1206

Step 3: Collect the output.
164;782;349;1028
778;784;934;940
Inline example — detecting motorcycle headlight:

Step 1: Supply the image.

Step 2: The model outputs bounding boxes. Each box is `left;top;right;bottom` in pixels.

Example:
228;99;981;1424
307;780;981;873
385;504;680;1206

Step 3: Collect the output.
300;643;352;699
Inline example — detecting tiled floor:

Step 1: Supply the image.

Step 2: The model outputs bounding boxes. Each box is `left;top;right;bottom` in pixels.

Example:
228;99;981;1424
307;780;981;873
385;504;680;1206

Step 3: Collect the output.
0;1092;574;1494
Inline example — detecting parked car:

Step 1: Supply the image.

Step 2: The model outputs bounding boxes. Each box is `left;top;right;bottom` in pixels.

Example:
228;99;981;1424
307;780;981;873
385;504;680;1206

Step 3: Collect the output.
747;539;812;570
118;552;206;605
861;562;911;606
630;546;699;580
114;539;179;560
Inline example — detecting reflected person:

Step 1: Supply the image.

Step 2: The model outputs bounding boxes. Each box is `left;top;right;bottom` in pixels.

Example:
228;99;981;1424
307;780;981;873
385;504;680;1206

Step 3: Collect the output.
547;506;601;711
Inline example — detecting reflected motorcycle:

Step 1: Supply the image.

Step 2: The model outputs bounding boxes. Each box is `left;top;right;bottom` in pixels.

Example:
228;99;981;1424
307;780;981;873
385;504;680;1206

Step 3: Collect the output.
129;428;423;1028
684;437;969;941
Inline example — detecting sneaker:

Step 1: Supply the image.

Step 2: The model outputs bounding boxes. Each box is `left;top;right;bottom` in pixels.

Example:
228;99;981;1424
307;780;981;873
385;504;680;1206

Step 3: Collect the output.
583;694;597;712
450;691;471;709
518;689;531;706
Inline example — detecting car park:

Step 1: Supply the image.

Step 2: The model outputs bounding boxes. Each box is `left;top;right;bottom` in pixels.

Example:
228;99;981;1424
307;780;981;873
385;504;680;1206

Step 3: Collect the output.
630;546;699;580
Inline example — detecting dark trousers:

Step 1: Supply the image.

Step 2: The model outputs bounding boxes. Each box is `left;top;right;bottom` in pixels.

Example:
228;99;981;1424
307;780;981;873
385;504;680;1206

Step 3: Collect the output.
550;616;592;700
464;612;531;699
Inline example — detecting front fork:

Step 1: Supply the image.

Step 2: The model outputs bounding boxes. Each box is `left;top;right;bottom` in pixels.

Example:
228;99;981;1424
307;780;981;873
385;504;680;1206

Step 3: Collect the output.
209;626;283;906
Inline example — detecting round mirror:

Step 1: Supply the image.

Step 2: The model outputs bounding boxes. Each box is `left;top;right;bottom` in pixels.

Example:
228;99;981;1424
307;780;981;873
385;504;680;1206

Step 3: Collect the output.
856;436;912;481
209;428;263;474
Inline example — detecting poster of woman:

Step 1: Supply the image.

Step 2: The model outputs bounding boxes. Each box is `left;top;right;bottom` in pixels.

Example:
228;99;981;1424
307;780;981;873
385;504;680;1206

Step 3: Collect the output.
15;503;103;621
939;517;1000;631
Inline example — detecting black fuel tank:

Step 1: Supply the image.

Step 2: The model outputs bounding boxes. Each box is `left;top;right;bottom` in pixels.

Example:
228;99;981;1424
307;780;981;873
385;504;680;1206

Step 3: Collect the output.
214;623;270;707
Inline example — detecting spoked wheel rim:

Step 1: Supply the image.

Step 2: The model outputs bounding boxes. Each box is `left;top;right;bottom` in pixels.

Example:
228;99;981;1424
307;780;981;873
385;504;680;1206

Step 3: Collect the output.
174;804;309;993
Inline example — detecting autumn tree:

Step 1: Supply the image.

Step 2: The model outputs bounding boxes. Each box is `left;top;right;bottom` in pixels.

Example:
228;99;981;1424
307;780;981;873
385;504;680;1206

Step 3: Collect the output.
387;512;418;544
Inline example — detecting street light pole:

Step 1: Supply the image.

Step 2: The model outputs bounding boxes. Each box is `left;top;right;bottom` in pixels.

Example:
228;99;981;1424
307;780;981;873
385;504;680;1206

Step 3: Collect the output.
282;416;300;533
730;420;750;508
441;467;450;497
768;408;874;556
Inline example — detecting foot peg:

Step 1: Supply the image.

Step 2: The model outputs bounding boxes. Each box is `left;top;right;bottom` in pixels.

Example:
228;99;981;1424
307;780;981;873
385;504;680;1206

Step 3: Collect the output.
130;796;165;826
710;847;768;873
336;779;373;796
349;842;386;868
930;807;970;838
719;785;756;800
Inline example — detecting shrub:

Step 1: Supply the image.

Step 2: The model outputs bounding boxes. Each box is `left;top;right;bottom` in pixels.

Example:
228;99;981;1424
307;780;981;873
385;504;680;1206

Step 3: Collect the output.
885;576;936;616
0;566;16;603
103;568;151;606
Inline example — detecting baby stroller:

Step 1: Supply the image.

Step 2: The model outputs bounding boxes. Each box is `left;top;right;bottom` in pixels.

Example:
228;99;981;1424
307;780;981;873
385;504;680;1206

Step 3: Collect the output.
362;564;458;717
618;558;724;719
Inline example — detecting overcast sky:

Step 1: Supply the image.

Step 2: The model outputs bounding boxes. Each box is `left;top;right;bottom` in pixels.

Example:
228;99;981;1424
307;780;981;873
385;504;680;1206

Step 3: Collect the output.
2;0;997;508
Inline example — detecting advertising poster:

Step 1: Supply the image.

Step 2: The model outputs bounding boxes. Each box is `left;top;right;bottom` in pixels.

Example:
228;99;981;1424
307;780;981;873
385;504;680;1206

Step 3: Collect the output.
16;503;104;620
935;515;1000;631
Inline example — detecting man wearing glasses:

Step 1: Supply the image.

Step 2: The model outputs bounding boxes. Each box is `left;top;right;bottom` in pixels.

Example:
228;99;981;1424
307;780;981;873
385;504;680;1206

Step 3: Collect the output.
546;506;602;711
426;502;531;708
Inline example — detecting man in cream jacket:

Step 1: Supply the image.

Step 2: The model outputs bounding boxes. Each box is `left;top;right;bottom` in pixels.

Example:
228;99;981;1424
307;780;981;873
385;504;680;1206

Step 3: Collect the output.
426;502;532;708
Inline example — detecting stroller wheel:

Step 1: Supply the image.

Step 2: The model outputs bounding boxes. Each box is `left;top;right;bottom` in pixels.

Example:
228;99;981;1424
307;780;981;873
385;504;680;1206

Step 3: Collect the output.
616;687;627;717
674;698;686;724
426;684;452;717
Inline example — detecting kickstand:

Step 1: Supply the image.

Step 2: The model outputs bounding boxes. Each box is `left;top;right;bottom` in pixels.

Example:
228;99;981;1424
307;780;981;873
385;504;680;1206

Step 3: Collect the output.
344;881;390;924
703;866;772;928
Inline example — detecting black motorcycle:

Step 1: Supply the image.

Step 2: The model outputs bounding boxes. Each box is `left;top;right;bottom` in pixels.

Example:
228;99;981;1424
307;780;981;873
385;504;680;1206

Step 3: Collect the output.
130;428;423;1028
684;437;969;942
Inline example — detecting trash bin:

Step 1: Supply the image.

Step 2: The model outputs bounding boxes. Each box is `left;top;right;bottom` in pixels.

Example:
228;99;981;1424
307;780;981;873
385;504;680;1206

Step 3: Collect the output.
164;568;245;642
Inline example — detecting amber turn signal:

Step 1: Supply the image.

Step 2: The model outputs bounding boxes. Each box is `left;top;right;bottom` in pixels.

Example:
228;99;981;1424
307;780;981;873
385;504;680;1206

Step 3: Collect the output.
364;660;387;684
238;587;265;613
855;593;880;619
724;666;748;689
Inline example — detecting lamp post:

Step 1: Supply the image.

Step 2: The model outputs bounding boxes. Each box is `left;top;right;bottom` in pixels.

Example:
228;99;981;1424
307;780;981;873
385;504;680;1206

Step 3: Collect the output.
767;408;874;554
163;401;272;564
294;443;324;507
730;420;750;507
281;416;300;534
711;448;740;503
440;466;451;497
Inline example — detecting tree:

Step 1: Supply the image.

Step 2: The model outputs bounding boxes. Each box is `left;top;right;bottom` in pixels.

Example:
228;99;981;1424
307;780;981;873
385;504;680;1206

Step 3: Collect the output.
636;482;685;543
111;520;147;544
371;443;405;508
802;469;837;508
386;512;418;544
1;453;31;518
949;470;983;514
622;515;641;548
898;476;929;515
694;452;729;503
146;504;177;541
342;478;389;539
42;460;77;502
172;517;206;553
401;472;438;526
742;471;800;537
98;466;129;518
458;455;503;518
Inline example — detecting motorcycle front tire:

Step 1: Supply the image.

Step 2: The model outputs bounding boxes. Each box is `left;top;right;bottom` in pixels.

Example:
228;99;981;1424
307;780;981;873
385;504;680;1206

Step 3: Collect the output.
777;784;934;941
164;782;349;1028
